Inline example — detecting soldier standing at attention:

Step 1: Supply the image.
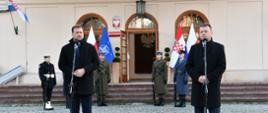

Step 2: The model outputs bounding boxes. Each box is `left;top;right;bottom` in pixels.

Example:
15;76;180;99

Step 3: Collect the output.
152;51;168;106
38;56;56;110
95;52;111;106
174;50;188;107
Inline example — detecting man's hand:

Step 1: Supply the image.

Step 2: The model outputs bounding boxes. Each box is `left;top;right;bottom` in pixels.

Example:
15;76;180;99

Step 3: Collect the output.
198;75;207;84
74;68;86;77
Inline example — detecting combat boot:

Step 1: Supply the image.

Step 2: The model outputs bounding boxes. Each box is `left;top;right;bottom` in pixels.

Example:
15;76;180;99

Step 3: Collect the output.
177;96;186;107
158;98;165;106
101;96;108;106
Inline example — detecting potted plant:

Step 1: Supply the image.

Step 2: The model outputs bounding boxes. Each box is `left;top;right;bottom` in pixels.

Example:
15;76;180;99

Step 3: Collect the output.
113;47;121;62
112;47;121;83
164;47;171;62
164;47;173;83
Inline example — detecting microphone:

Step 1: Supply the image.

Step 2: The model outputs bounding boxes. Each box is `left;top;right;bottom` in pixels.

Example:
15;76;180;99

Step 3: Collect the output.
74;43;78;49
74;42;80;49
202;38;207;47
202;38;207;43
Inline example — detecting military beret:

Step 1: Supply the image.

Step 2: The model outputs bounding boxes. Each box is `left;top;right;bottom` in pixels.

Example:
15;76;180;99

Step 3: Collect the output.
156;51;163;55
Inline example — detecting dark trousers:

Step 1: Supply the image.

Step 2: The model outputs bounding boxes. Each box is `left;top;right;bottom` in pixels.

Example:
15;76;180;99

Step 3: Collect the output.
65;95;71;109
71;95;92;113
194;107;220;113
96;94;106;105
178;95;186;100
42;85;53;102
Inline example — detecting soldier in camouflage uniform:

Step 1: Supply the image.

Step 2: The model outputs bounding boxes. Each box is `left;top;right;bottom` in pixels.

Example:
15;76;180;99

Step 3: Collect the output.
152;51;168;106
95;53;111;106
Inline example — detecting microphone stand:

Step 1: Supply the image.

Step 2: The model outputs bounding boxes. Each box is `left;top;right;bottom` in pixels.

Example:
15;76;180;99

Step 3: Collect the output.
69;43;78;96
203;40;208;113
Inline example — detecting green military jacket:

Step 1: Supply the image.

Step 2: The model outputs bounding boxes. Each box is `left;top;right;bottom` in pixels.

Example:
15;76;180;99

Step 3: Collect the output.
95;60;111;95
152;59;167;95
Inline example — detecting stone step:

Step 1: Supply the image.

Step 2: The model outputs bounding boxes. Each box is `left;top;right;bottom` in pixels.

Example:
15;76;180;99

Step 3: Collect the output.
1;95;267;104
0;83;267;104
1;84;267;91
1;89;268;97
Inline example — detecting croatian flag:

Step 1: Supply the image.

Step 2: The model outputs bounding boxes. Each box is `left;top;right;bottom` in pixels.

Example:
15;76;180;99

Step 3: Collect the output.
5;0;29;23
99;27;114;64
169;24;186;68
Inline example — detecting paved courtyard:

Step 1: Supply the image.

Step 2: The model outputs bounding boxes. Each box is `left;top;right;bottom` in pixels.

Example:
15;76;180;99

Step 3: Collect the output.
0;103;267;113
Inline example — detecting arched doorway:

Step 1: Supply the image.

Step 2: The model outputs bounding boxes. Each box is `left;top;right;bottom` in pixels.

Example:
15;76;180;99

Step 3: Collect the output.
76;13;108;45
122;13;158;82
175;10;209;40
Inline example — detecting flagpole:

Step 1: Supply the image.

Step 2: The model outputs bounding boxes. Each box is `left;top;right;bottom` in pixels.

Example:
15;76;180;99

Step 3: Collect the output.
0;9;9;13
9;11;18;35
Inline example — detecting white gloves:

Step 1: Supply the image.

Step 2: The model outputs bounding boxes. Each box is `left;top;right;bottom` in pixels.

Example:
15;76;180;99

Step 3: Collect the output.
44;74;55;78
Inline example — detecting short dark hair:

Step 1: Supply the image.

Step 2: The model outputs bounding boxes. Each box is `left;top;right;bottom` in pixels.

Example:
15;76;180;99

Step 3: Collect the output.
199;23;212;30
44;56;50;58
72;25;83;33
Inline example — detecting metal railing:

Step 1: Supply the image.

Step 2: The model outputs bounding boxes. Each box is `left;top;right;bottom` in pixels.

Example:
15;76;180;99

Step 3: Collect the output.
0;66;25;85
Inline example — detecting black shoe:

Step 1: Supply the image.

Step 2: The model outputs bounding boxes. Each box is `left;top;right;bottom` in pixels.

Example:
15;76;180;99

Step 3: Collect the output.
158;98;165;106
154;101;162;106
101;103;108;106
177;101;186;107
66;105;70;109
97;103;102;106
154;103;162;106
158;103;164;106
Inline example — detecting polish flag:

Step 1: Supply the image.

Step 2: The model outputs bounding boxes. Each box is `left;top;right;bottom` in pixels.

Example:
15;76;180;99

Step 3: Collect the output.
186;23;198;53
87;26;98;53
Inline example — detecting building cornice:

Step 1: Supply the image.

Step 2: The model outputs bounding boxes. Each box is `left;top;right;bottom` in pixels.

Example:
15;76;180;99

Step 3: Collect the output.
0;0;263;5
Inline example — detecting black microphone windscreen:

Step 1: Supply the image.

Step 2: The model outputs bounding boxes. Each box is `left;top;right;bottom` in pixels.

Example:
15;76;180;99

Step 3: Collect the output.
202;38;207;42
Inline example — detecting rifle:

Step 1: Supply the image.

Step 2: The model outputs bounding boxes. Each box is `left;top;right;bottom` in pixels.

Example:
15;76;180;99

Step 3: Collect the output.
174;82;177;106
173;68;178;106
152;80;156;105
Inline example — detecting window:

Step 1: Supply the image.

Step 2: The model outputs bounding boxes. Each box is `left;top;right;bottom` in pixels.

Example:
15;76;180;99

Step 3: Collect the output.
82;16;103;32
76;13;108;39
128;15;156;29
176;10;209;39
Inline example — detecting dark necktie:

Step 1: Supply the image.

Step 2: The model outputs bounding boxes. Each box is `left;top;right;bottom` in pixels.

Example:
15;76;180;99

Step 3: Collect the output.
75;42;80;68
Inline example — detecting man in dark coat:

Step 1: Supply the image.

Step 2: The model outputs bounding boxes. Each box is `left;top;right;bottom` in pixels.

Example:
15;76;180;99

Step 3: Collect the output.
58;25;99;113
38;56;56;110
152;51;167;106
95;53;111;106
185;23;226;113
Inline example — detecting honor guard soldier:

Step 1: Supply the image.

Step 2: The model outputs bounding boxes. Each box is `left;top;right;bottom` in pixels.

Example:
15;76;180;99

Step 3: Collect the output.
152;51;168;106
174;50;188;107
95;52;111;106
38;56;56;110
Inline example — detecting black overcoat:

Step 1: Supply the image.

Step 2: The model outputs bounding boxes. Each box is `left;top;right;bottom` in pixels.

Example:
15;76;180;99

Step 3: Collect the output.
58;39;99;95
185;40;226;108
